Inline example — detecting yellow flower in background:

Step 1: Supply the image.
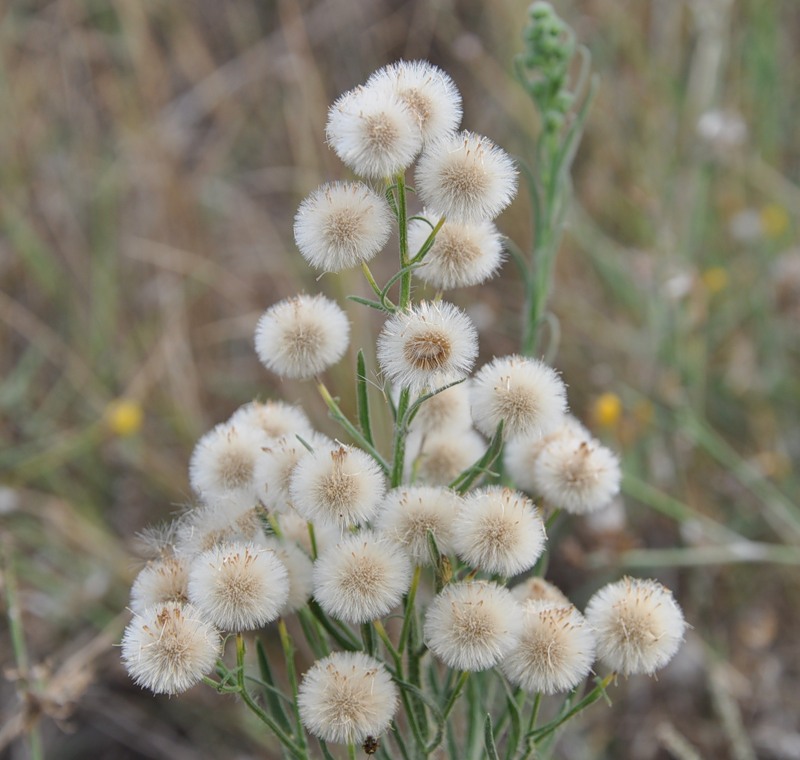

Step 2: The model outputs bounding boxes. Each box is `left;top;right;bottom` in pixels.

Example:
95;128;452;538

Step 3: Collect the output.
702;266;729;294
760;204;789;239
105;399;143;437
592;392;622;428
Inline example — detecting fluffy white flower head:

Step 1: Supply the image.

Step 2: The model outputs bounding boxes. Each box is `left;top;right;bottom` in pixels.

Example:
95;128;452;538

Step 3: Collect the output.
187;542;289;631
502;602;596;694
471;355;568;438
409;214;504;290
326;85;422;178
263;537;314;613
510;576;571;607
298;651;398;745
374;486;463;565
534;433;621;514
255;294;350;380
121;602;221;695
367;60;462;145
289;443;386;527
453;486;546;577
229;400;314;442
130;556;190;614
294;182;393;272
424;581;522;671
189;422;266;501
406;427;486;486
313;531;412;623
174;499;266;558
377;301;478;392
415;131;518;223
585;577;687;676
407;381;472;435
504;415;590;492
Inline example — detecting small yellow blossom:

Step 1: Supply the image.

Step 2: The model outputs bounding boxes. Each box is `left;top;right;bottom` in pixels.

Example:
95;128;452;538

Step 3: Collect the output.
760;204;789;239
701;267;729;294
592;392;622;428
105;399;143;437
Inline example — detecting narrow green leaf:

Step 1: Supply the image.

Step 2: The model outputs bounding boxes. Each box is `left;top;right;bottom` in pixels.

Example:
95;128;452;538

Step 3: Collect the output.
255;638;292;734
484;714;500;760
356;350;374;446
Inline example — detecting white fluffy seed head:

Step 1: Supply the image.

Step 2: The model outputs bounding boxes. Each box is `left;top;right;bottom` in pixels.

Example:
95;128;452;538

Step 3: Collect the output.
585;577;687;676
254;432;332;513
130;556;190;614
406;427;486;486
298;651;398;745
534;433;622;514
263;537;314;613
374;486;464;564
415;131;518;223
312;531;412;624
326;85;422;179
377;301;478;393
229;400;314;442
294;182;393;272
255;294;350;380
174;498;266;558
189;423;267;502
502;602;596;694
504;415;591;492
453;487;546;577
289;443;386;527
424;581;522;671
471;355;568;438
510;576;571;607
407;381;473;435
121;602;221;695
367;60;462;145
409;214;504;290
187;542;289;631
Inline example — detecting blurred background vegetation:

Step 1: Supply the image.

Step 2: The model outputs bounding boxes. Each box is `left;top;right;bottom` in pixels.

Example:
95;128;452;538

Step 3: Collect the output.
1;0;798;758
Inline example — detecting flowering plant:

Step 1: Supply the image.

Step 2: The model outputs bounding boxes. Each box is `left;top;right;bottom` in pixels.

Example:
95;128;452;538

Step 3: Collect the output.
121;5;686;758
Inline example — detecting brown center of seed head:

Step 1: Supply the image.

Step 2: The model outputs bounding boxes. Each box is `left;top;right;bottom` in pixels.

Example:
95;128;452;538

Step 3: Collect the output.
326;208;365;251
452;602;493;644
343;555;383;595
402;89;433;124
436;227;481;267
441;160;489;202
320;449;359;510
496;383;537;428
217;449;254;489
404;329;452;371
287;322;323;358
364;114;399;151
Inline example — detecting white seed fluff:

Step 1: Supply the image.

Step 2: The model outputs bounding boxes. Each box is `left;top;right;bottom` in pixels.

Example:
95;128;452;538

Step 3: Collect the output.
130;556;190;614
298;651;398;745
407;381;473;436
534;433;622;514
263;537;314;613
502;601;596;694
189;422;267;502
504;415;591;493
585;577;687;676
289;443;386;527
313;531;412;624
187;542;289;631
326;85;422;179
174;498;266;558
471;355;568;438
367;60;462;145
294;182;393;272
453;486;546;577
510;576;571;607
373;486;464;565
121;602;221;695
255;294;350;380
409;214;504;290
377;301;478;392
276;507;339;559
253;431;332;513
406;427;486;486
228;400;315;442
415;131;518;223
424;581;522;671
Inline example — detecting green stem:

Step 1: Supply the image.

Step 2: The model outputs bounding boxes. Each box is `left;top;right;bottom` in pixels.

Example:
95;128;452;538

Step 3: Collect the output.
391;387;411;488
278;619;307;752
426;671;470;754
317;382;390;474
398;564;422;655
396;173;411;309
235;634;304;759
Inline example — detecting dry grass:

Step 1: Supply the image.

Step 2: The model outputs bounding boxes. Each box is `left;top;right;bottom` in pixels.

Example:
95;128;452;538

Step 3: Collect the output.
1;0;799;758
